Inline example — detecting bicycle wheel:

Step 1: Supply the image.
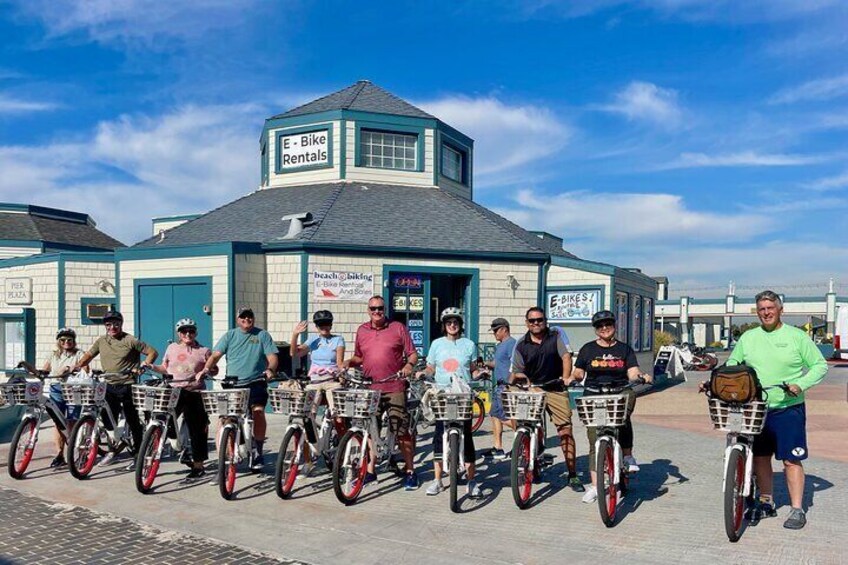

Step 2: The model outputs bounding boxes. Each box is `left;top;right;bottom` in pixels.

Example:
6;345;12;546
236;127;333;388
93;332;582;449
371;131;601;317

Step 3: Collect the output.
321;422;339;472
8;417;38;480
724;448;746;542
332;430;370;505
471;398;485;433
448;431;460;513
510;430;533;509
135;425;163;494
218;426;238;500
67;416;99;480
275;427;303;499
597;438;617;527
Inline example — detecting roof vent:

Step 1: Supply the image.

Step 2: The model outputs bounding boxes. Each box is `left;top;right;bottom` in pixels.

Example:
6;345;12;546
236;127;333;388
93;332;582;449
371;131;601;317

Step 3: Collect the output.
280;212;314;239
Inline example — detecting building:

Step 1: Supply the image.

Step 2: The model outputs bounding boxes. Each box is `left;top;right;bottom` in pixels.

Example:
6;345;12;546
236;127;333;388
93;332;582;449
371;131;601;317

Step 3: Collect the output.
1;81;659;373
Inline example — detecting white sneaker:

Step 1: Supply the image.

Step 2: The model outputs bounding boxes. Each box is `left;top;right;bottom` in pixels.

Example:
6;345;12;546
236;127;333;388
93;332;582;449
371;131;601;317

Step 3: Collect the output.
582;485;598;503
96;452;116;467
426;480;444;496
297;462;314;481
467;480;482;498
623;455;640;473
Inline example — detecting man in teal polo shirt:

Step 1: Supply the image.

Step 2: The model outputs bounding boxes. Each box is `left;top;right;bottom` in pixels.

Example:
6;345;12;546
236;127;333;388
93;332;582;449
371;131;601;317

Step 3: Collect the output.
198;307;278;471
727;290;827;530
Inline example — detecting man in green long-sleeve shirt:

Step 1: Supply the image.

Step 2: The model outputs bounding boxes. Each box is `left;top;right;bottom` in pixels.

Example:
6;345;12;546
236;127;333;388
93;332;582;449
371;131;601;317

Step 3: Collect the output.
727;290;827;530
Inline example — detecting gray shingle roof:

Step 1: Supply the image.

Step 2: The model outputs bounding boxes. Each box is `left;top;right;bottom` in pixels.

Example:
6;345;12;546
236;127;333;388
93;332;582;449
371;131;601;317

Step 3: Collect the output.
271;81;435;120
133;182;576;259
0;211;124;250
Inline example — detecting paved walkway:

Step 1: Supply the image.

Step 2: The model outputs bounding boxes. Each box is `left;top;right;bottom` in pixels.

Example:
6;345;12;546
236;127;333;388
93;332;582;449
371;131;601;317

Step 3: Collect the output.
1;367;846;564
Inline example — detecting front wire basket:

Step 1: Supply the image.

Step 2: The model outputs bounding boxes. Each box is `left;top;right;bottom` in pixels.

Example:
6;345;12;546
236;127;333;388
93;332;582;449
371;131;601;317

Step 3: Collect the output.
430;392;474;421
60;382;107;407
501;391;546;422
332;389;381;419
575;394;629;428
708;398;768;434
201;389;250;416
132;385;180;413
0;381;44;407
269;388;316;416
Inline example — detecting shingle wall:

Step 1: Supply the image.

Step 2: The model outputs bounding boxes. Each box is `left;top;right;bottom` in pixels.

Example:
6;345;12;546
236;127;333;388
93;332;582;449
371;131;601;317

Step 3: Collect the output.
234;254;267;328
0;261;59;365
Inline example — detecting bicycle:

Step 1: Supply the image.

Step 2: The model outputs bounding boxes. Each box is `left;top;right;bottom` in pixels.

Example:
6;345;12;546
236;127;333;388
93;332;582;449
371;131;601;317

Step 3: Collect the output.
65;370;138;480
201;374;286;500
1;368;70;479
331;370;405;505
501;385;550;509
469;371;491;433
132;374;181;493
574;378;645;527
430;389;474;512
271;373;343;499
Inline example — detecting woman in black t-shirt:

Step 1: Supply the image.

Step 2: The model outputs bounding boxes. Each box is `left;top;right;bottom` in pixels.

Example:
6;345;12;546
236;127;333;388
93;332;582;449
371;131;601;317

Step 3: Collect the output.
569;310;653;504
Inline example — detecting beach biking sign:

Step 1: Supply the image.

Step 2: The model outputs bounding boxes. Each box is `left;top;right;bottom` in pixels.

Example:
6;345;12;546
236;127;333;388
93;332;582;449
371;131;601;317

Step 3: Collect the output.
314;271;375;301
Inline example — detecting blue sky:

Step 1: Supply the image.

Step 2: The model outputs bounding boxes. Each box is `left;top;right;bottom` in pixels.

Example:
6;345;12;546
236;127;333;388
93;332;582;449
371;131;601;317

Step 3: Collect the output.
1;0;847;296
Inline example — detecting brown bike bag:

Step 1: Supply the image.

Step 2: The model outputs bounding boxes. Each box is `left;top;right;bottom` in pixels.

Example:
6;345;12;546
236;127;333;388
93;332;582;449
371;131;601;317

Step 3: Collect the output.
709;363;761;404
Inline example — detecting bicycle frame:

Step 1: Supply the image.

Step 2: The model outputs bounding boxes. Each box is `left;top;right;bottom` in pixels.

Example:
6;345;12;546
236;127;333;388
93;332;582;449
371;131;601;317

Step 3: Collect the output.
722;435;755;498
594;429;624;485
442;422;466;471
342;413;395;472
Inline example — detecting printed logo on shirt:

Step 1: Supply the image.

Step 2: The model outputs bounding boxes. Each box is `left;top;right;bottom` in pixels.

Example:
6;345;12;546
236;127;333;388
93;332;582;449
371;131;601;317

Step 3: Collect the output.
590;354;625;369
791;447;806;457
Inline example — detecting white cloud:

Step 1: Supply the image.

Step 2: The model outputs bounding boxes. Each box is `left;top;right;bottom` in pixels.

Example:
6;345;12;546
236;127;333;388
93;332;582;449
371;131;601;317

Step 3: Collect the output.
0;93;58;114
418;96;570;177
11;0;260;46
494;189;772;244
0;104;262;244
770;74;848;105
599;81;683;128
803;171;848;191
658;151;830;169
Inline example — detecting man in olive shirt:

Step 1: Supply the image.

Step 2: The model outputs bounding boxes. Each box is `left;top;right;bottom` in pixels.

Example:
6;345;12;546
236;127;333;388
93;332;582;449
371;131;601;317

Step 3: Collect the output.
75;310;158;469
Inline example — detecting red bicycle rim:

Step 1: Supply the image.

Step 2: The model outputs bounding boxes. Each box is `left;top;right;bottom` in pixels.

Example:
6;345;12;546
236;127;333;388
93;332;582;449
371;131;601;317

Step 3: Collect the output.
604;446;616;518
733;453;745;531
346;435;368;499
520;434;532;502
283;430;301;494
143;428;162;490
225;435;237;494
79;422;98;474
14;420;37;474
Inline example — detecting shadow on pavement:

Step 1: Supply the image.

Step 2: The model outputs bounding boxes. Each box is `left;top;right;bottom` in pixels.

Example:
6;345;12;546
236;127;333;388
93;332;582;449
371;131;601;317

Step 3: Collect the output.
772;472;834;511
616;458;689;524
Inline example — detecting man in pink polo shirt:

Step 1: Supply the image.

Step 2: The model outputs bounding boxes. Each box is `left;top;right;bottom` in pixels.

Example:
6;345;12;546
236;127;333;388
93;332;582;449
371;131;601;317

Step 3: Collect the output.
346;295;419;490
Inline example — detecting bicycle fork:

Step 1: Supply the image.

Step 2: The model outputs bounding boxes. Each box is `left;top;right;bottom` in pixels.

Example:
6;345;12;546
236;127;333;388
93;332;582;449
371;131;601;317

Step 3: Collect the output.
442;427;466;472
594;434;624;485
722;442;754;497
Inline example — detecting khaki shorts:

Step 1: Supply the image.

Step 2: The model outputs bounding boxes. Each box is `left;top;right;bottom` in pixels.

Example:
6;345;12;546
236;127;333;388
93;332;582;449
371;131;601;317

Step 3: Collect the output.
378;391;410;438
305;380;341;413
536;388;572;428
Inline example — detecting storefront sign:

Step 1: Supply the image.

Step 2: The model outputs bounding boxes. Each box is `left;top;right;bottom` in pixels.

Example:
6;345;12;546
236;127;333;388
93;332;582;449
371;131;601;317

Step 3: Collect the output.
410;330;425;346
4;278;32;305
280;129;329;169
393;274;423;289
313;271;373;301
408;296;425;312
546;289;600;323
393;296;408;311
408;318;424;328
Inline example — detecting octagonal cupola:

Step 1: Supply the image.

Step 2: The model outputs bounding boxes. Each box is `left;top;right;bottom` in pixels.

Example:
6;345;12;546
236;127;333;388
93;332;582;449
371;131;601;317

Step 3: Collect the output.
260;80;474;199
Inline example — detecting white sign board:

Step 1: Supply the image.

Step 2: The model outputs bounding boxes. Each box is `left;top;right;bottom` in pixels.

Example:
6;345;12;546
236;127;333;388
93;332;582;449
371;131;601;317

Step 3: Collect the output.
546;289;601;323
314;271;374;301
4;278;32;305
280;130;329;169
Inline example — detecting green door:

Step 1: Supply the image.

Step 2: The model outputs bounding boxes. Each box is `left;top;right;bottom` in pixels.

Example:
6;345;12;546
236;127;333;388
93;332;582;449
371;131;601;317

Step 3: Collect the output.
135;278;213;356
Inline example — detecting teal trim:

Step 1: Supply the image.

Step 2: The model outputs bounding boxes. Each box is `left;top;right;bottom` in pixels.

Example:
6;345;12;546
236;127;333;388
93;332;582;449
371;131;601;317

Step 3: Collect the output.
339;119;347;179
438;130;472;187
344;110;435;129
260;131;269;187
228;250;236;329
44;242;117;253
274;123;334;174
0;239;42;248
300;253;309;324
354;121;426;172
262;241;548;262
437;121;474;148
382;264;480;348
116;242;262;261
545;285;606;323
23;309;36;366
0;203;90;224
433;129;440;186
550;255;616;275
80;297;117;325
152;213;201;222
133;277;214;336
537;262;549;306
656;300;676;306
115;260;121;311
57;256;65;329
0;252;113;271
264;110;344;130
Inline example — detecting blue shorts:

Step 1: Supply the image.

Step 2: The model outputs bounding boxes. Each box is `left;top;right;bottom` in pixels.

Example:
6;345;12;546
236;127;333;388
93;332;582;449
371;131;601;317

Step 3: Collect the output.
754;403;808;461
235;380;268;409
47;384;81;421
490;383;507;420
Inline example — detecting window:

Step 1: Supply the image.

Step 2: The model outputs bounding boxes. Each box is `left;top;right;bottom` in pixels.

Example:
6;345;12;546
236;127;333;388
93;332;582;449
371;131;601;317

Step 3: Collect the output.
442;144;463;183
615;292;628;343
0;318;25;370
360;130;417;170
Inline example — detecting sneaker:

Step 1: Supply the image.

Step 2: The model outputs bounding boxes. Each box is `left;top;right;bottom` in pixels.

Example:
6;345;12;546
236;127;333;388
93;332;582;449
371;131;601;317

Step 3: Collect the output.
404;470;420;491
582;485;598;504
96;452;116;467
492;449;509;461
250;453;265;473
467;480;482;498
568;475;586;492
50;454;66;468
297;462;314;481
362;472;378;487
181;468;207;484
124;459;136;472
760;501;777;518
623;455;640;473
426;480;445;496
179;448;193;468
783;508;807;530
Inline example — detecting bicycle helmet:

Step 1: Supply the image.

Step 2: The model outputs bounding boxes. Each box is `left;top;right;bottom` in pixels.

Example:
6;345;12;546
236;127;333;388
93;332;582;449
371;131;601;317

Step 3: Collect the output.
440;307;464;323
175;318;197;332
591;310;616;328
313;310;334;325
103;310;123;323
56;327;76;340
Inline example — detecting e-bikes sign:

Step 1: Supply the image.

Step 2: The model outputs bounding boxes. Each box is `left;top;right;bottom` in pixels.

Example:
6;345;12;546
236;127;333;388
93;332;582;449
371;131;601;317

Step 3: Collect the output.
279;129;329;169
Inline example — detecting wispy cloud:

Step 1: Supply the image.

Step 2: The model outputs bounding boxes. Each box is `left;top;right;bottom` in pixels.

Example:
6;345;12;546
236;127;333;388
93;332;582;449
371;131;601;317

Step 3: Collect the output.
598;81;683;129
658;151;831;170
419;95;571;177
803;171;848;191
0;93;58;114
770;74;848;105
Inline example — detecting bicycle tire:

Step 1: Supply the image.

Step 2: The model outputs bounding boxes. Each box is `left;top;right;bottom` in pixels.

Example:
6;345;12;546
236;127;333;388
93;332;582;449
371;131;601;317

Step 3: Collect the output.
724;448;746;542
510;430;533;509
8;417;38;480
135;425;163;494
67;416;99;480
471;398;485;433
275;427;302;499
321;421;340;472
597;438;617;527
448;431;460;513
332;430;370;505
218;426;238;500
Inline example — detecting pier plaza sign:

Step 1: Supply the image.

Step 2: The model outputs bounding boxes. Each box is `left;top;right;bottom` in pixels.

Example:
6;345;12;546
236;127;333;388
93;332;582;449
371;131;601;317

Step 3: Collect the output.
280;129;329;169
4;278;32;305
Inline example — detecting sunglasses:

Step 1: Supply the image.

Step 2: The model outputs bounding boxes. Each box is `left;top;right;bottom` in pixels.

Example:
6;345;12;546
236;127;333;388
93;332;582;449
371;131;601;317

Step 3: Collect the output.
527;317;546;325
445;320;460;326
105;322;122;328
316;323;333;329
58;337;75;343
179;328;197;334
595;322;615;329
369;306;385;312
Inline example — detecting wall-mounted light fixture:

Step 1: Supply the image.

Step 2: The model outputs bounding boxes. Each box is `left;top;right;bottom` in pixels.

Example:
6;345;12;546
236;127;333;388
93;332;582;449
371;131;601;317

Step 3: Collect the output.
96;279;115;294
